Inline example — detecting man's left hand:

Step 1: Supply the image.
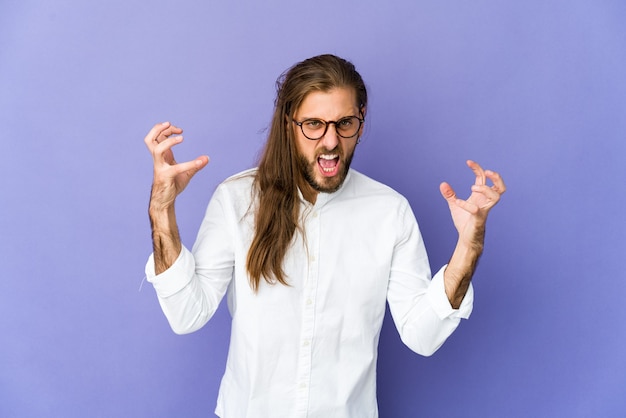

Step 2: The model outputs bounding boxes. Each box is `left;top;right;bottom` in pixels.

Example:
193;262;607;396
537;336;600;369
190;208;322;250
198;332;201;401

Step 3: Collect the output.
440;160;506;249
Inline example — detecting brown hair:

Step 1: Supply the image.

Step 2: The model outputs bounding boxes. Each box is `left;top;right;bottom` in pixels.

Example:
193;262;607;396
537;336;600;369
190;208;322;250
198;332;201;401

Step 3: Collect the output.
246;54;368;291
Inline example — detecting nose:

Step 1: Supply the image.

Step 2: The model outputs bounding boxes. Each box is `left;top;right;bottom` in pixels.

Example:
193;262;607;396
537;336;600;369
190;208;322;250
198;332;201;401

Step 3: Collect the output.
319;123;340;149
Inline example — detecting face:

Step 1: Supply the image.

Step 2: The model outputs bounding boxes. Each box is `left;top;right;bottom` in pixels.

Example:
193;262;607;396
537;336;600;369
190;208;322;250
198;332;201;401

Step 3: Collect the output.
292;87;363;198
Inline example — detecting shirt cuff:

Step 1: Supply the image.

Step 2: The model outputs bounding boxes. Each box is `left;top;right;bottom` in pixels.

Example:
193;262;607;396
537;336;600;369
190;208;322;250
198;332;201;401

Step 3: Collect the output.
145;246;196;298
427;265;474;320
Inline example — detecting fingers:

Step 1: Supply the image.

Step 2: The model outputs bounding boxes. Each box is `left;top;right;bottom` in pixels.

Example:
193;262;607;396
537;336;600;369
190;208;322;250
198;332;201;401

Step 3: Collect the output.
467;160;506;195
153;134;183;161
144;121;209;179
144;121;183;150
466;160;486;186
443;161;506;212
485;169;506;195
144;122;187;167
470;184;502;206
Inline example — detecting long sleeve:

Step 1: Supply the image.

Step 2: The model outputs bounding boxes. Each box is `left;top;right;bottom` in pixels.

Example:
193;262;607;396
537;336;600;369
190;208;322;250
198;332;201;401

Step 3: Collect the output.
145;184;235;334
386;199;473;356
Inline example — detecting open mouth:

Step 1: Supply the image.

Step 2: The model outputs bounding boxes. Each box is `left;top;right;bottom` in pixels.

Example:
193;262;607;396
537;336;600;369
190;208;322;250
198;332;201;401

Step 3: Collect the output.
318;154;340;176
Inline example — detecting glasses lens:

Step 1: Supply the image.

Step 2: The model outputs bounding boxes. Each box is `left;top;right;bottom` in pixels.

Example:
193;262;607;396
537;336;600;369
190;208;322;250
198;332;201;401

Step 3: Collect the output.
336;117;360;138
301;119;326;140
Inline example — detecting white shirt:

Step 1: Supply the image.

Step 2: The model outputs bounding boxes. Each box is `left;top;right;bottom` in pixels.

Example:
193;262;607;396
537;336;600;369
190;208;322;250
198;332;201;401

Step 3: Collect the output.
146;168;473;418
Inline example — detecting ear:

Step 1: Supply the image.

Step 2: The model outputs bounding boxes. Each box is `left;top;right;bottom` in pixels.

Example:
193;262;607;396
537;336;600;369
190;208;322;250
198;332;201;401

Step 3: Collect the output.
357;105;367;141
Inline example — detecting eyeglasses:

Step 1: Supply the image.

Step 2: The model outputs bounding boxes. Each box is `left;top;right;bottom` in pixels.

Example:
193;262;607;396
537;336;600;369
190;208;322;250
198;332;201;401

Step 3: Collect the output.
293;116;364;140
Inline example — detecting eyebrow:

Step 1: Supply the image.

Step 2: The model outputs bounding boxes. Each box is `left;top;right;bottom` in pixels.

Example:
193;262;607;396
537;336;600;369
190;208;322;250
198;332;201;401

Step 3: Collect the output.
297;113;360;121
296;103;361;120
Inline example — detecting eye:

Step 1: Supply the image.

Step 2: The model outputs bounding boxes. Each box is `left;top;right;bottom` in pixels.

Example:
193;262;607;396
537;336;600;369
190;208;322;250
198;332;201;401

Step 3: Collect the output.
304;119;324;130
337;117;355;130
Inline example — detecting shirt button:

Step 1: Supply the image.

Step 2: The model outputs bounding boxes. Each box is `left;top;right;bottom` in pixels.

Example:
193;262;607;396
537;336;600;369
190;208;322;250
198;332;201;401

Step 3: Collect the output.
306;299;313;305
312;211;318;218
303;340;310;347
299;383;307;389
309;255;316;262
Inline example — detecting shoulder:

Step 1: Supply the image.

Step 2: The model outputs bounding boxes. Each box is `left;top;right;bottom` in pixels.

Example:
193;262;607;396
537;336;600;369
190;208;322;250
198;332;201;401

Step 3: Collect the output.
222;167;257;186
209;168;257;211
216;168;257;194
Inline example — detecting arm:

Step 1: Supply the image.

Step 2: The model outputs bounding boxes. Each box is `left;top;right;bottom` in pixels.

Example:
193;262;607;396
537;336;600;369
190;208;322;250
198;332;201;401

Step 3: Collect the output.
440;160;506;308
144;122;209;274
386;201;473;356
145;123;236;335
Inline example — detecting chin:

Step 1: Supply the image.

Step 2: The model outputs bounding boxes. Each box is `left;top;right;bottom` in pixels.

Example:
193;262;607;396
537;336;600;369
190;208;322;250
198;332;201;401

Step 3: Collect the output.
312;175;345;193
297;151;354;195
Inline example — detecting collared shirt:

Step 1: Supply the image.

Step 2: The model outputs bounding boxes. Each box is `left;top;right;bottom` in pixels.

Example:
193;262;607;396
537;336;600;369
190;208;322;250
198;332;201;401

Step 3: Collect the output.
146;168;473;418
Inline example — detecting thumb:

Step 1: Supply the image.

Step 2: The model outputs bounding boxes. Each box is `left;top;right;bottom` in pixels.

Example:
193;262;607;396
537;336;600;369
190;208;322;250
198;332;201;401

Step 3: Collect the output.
439;182;456;202
188;155;210;177
174;155;210;179
195;155;210;170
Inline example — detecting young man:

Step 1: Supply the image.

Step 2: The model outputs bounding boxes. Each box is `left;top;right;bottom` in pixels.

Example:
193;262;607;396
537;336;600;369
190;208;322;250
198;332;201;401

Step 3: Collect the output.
144;54;505;417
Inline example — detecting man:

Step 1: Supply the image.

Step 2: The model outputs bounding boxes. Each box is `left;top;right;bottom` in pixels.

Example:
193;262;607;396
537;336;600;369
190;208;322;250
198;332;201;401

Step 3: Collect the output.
144;54;505;418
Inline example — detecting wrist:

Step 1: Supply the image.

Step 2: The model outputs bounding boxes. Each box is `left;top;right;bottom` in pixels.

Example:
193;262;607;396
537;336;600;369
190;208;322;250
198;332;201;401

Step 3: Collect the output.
149;206;182;275
458;221;486;253
149;181;178;213
444;239;483;308
448;239;483;273
149;203;174;218
454;238;484;258
149;202;178;237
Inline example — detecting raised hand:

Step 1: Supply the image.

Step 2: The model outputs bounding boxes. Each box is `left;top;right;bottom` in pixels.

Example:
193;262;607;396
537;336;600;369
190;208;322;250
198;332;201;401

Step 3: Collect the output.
144;122;209;211
439;160;506;308
144;122;209;274
439;160;506;249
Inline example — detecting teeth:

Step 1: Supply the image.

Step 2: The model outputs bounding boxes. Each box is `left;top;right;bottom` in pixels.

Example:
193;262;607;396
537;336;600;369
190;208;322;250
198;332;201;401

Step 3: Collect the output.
318;154;339;173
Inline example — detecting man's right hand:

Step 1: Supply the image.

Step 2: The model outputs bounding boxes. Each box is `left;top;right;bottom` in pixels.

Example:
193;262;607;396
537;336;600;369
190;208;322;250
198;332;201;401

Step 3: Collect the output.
144;121;209;211
144;122;209;274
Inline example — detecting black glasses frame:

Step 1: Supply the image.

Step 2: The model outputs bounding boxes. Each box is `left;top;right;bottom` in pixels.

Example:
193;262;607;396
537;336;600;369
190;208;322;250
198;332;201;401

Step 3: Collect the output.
292;116;364;141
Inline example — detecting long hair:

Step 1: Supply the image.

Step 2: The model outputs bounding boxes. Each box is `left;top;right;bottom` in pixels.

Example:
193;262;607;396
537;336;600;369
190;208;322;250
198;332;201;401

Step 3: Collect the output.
246;54;368;291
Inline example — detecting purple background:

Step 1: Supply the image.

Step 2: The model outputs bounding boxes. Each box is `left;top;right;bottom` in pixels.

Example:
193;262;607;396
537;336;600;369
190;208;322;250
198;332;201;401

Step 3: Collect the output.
2;1;625;417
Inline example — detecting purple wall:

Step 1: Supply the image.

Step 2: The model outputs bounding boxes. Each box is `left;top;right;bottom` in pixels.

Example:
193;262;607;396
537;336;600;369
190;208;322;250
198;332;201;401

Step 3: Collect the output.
2;1;625;417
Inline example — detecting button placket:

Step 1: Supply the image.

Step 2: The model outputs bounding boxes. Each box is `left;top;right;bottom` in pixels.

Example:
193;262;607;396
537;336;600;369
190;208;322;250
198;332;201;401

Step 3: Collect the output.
294;208;321;417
